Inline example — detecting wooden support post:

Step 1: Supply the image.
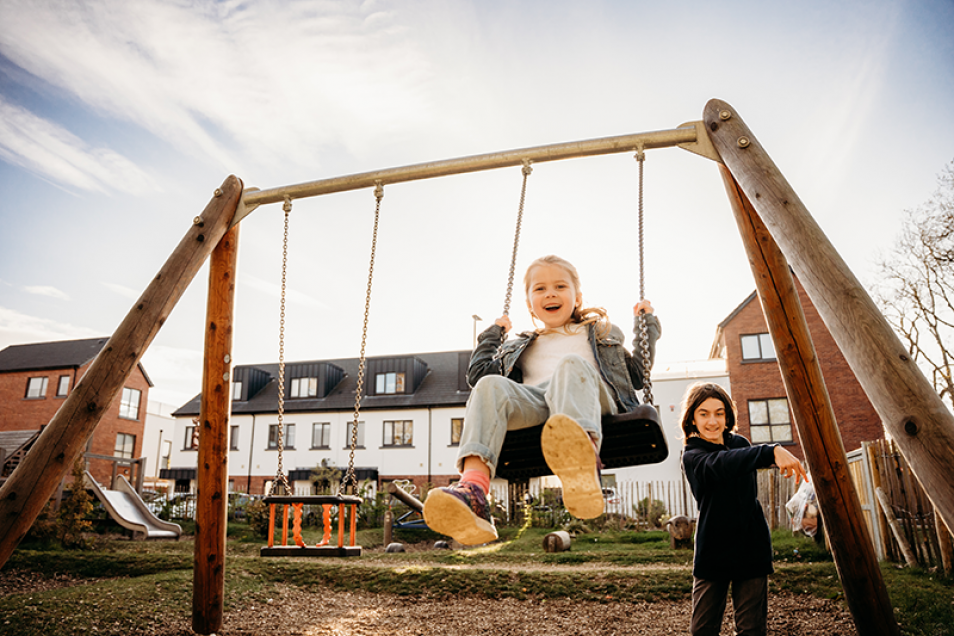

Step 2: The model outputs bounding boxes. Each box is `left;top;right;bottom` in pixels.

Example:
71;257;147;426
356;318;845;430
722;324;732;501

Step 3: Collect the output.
192;220;240;636
936;512;953;575
718;163;900;635
705;98;954;543
0;176;243;569
875;487;918;567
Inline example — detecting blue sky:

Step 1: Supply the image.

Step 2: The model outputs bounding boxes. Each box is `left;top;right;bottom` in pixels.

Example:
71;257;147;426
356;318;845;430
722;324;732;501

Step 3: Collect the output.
1;0;952;406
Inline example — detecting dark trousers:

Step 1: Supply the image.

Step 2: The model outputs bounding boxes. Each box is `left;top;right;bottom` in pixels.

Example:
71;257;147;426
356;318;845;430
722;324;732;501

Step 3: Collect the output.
690;576;768;636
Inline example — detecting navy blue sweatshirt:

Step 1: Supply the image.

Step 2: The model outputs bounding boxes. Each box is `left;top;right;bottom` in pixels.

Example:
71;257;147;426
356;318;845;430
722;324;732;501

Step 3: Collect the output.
682;433;778;581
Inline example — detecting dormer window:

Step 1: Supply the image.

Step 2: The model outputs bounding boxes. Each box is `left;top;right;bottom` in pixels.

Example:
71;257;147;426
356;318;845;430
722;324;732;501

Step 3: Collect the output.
375;372;405;395
232;381;243;401
290;377;318;398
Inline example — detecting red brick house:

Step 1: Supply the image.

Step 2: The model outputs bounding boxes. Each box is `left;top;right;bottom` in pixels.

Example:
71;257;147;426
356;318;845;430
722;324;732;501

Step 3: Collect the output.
0;337;152;485
710;283;886;459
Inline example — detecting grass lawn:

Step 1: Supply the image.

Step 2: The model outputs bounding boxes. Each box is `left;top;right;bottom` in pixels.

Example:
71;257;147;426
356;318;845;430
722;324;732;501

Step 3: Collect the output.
1;522;952;635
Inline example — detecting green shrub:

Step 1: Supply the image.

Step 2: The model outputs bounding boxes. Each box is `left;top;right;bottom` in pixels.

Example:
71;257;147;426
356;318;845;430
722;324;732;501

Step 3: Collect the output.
634;497;667;528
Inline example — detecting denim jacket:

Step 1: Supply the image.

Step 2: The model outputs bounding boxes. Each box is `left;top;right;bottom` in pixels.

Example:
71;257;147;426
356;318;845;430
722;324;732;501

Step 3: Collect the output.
466;314;661;413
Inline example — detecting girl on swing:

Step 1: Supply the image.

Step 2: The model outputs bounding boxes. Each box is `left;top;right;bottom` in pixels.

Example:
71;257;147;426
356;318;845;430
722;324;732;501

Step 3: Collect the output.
423;254;661;545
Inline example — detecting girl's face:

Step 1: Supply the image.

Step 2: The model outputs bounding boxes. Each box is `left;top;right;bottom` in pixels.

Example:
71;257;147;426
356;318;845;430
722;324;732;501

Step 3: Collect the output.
693;397;727;444
526;263;582;330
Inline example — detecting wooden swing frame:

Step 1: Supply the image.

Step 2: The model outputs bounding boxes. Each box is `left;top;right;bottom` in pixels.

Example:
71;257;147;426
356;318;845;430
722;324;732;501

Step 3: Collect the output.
2;98;950;636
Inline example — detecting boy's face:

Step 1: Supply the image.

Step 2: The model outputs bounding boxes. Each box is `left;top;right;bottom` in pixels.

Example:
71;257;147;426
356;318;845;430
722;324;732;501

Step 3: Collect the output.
526;263;582;330
693;397;727;445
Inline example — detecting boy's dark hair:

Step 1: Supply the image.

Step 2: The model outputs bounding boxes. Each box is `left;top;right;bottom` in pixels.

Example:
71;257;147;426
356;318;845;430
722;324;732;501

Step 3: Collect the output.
680;382;737;442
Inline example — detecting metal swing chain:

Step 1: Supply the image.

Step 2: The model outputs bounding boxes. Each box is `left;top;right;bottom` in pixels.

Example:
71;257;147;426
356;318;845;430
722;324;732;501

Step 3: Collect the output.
501;159;533;320
343;182;383;496
635;147;655;406
272;196;293;496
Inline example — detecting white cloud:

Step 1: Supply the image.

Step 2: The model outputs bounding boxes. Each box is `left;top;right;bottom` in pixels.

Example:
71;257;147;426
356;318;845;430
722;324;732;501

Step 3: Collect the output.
0;95;161;195
0;306;100;349
241;272;328;309
139;343;203;407
0;0;443;175
102;281;142;300
22;285;70;300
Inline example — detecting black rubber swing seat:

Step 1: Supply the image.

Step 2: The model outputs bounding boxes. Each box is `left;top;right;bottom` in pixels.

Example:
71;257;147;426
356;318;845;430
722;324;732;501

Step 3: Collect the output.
494;404;669;482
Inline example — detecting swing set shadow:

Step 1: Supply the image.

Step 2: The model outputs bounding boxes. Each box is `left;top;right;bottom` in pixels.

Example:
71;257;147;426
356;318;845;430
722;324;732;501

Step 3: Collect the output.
1;98;952;636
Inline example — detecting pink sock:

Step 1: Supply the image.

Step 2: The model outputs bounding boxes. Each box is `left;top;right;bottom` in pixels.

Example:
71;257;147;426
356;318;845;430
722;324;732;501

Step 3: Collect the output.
460;469;490;494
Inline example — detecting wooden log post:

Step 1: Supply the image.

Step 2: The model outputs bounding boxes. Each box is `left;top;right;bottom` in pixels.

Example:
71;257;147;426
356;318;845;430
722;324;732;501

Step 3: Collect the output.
718;162;900;635
705;97;954;544
192;221;240;635
936;512;953;575
875;487;918;567
0;176;243;569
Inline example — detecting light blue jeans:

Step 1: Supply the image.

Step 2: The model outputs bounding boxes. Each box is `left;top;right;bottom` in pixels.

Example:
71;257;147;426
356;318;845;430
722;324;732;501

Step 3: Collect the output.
457;354;618;475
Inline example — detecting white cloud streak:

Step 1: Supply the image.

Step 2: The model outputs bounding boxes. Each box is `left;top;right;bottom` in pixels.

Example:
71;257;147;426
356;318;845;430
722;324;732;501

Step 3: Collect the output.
0;95;161;195
241;272;327;309
0;0;444;178
0;306;100;348
101;281;142;300
22;285;70;300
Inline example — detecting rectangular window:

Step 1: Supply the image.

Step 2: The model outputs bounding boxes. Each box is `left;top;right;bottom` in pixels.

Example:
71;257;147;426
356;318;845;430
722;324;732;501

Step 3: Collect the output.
345;421;365;448
230;425;240;451
375;372;405;395
740;333;776;361
267;423;296;450
119;387;141;420
450;418;463;446
114;432;135;459
312;422;331;448
185;426;199;450
748;398;794;443
290;377;318;398
56;375;71;397
161;439;172;469
25;377;48;399
383;420;413;446
232;381;243;401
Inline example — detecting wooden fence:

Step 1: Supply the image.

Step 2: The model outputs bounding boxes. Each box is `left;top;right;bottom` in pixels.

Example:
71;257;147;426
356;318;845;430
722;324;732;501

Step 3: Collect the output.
859;439;952;569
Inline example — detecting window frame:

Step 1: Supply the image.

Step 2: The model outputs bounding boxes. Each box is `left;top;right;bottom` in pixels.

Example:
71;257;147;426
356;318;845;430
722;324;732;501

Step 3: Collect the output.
747;397;794;444
118;387;142;420
56;375;71;397
267;423;296;450
450;418;463;446
382;420;414;447
344;421;365;449
229;425;240;451
232;381;243;401
375;371;406;395
311;422;331;449
185;426;199;450
114;432;136;459
290;377;318;399
740;333;777;362
25;376;48;399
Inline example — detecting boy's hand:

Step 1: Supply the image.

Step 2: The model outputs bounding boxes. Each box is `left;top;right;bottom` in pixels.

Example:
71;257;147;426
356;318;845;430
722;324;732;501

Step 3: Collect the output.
774;445;809;486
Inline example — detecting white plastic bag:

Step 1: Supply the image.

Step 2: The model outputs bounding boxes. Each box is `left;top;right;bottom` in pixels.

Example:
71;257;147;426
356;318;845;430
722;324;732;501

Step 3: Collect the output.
785;480;819;537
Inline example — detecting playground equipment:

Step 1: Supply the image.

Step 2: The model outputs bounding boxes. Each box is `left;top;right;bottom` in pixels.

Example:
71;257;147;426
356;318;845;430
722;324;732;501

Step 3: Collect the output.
5;99;954;636
492;148;667;481
260;494;361;557
84;472;181;540
383;481;427;546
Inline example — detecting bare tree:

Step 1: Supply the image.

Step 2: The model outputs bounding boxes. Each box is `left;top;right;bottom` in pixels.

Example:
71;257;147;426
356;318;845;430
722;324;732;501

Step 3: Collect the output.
873;160;954;410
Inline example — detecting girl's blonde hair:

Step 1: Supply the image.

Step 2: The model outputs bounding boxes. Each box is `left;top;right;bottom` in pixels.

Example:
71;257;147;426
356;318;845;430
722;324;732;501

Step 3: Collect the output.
523;255;611;337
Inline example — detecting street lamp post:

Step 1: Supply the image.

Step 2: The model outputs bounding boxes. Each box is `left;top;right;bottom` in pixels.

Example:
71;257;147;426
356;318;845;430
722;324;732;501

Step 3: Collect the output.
472;315;482;349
